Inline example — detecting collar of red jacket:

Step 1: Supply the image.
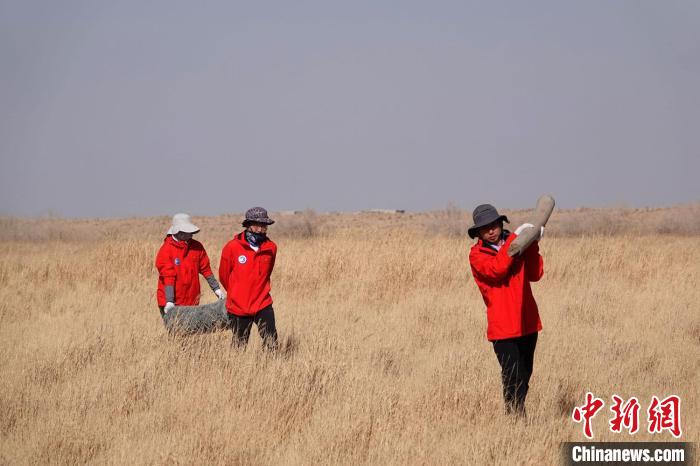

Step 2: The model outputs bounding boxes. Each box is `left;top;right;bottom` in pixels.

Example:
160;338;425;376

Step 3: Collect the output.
234;231;274;251
165;235;189;250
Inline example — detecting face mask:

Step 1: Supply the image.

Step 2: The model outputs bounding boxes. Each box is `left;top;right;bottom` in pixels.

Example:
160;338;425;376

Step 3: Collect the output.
245;230;267;246
174;232;193;242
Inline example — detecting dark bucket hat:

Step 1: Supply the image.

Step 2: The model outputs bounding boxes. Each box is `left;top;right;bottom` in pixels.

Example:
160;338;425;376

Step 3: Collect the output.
467;204;509;239
242;207;275;226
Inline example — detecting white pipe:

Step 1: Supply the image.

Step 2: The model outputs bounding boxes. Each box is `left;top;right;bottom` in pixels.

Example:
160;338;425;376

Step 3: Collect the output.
507;195;555;257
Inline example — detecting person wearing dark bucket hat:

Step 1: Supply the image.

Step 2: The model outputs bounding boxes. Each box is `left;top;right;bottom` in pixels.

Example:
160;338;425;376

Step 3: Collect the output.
467;204;509;239
219;207;279;350
467;203;545;419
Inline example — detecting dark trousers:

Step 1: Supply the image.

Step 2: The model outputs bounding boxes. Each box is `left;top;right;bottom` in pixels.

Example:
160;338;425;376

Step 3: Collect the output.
492;332;538;416
228;305;278;351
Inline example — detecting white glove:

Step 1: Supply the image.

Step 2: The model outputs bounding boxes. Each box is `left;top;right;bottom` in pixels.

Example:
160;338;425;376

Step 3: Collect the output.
164;302;175;314
215;288;226;300
514;223;535;235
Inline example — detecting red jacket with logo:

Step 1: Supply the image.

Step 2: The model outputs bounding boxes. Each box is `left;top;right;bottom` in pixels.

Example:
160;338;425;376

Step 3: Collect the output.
219;232;277;316
155;236;215;306
469;232;543;341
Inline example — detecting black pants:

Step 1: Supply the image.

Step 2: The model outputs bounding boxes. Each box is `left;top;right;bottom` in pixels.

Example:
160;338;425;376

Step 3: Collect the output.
228;305;278;351
492;332;538;416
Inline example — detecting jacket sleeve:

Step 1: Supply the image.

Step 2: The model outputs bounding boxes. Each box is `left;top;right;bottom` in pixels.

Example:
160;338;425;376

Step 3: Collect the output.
469;234;517;282
269;247;277;278
524;240;544;282
155;244;176;286
199;247;222;291
218;245;231;292
199;247;214;278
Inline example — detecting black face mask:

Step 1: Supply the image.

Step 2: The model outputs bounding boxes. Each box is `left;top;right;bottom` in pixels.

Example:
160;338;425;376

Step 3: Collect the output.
245;230;267;247
174;232;193;242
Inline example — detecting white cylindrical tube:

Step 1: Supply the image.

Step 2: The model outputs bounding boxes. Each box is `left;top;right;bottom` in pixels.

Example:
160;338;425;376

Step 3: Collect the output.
507;195;555;257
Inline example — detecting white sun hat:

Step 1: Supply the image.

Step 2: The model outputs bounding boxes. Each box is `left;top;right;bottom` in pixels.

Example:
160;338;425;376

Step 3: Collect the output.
167;213;200;235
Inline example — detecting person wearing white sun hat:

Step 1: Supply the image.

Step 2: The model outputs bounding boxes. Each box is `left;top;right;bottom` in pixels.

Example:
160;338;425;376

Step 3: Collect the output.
155;213;225;318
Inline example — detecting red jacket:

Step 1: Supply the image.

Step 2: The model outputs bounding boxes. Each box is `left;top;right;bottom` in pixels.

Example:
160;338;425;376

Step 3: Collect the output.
155;236;215;306
219;232;277;316
469;232;543;341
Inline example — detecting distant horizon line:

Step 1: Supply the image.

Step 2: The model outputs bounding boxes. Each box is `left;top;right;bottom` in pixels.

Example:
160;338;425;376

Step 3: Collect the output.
1;200;698;221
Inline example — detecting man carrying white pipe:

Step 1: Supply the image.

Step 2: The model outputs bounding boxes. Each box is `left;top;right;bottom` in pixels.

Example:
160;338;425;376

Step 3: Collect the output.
468;203;545;418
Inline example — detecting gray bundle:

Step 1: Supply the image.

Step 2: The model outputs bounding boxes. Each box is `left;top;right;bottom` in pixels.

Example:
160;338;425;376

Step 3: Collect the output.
163;300;230;334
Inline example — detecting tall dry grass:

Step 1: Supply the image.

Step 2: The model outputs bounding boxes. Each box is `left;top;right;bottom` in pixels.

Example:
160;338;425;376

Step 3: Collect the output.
0;209;698;465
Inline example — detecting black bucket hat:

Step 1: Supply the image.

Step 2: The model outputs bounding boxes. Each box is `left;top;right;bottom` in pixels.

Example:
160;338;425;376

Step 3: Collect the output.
242;207;275;227
467;204;509;239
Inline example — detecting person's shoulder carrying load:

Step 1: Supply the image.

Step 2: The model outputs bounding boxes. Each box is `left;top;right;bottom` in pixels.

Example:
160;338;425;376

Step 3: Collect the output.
508;195;555;257
163;300;229;335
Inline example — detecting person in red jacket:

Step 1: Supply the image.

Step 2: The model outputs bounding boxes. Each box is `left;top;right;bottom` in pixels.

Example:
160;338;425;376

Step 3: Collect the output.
219;207;278;350
468;204;544;417
155;213;225;318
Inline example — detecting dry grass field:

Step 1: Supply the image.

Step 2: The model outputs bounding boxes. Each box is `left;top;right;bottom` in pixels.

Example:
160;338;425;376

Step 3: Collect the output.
0;205;698;465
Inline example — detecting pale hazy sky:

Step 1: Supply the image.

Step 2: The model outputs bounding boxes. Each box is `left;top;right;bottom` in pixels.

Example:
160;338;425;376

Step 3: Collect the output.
1;1;698;217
